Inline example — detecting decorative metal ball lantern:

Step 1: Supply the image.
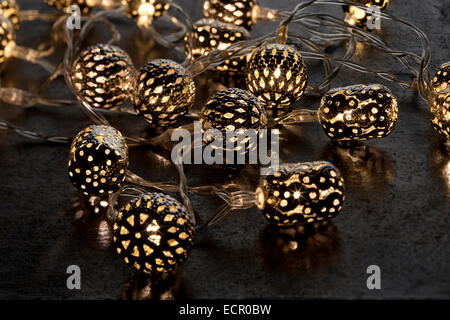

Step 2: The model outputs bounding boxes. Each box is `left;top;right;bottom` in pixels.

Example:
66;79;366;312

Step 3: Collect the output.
71;44;135;109
113;192;195;274
318;84;399;141
122;0;172;27
201;88;267;155
255;161;345;226
132;59;196;128
203;0;257;31
245;43;308;118
188;18;251;74
68;125;129;196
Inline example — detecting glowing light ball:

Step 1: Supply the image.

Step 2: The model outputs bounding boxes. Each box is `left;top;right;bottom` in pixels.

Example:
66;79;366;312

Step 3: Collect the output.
430;90;450;141
318;84;398;141
71;44;135;109
201;88;267;154
188;18;251;74
430;62;450;94
68;125;129;196
245;43;308;117
122;0;172;26
203;0;257;31
113;192;195;274
256;162;345;226
132;59;195;128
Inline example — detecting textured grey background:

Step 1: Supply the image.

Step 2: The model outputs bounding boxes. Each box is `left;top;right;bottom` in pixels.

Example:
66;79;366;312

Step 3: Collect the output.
0;0;449;299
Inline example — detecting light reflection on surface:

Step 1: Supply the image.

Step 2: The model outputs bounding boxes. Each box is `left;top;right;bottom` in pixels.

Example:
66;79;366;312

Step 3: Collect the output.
445;162;450;191
71;194;113;250
97;220;111;250
430;140;450;196
321;141;395;192
121;272;188;300
257;221;340;273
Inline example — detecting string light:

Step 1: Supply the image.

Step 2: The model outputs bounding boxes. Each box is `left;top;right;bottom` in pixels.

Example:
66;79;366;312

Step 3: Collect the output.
71;43;135;109
0;0;443;284
343;0;391;29
113;192;195;274
68;125;129;196
318;84;399;141
255;162;345;226
0;0;19;30
245;43;308;117
203;0;257;31
131;59;195;128
189;18;251;74
122;0;172;27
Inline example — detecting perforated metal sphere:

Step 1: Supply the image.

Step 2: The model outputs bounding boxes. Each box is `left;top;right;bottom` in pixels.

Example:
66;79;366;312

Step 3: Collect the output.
71;44;135;109
201;88;267;155
256;162;345;226
431;62;450;94
318;84;398;141
68;125;129;196
122;0;171;26
188;19;251;74
203;0;257;31
430;90;450;141
132;59;195;128
113;192;195;274
0;0;20;30
45;0;97;15
343;0;390;29
246;43;308;117
0;13;14;69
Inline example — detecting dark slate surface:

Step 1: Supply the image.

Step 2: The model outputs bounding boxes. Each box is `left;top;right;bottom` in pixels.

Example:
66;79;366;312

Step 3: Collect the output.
0;0;448;299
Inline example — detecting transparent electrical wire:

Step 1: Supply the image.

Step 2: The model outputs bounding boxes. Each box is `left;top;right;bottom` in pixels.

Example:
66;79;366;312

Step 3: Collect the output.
138;3;192;56
60;9;199;222
0;0;439;233
0;120;72;144
107;160;196;227
58;0;434;150
2;0;435;148
281;0;432;99
0;87;73;107
196;0;432;99
125;169;257;233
